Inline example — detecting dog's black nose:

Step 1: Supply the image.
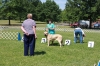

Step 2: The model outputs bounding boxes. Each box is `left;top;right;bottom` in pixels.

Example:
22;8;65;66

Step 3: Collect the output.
44;34;46;36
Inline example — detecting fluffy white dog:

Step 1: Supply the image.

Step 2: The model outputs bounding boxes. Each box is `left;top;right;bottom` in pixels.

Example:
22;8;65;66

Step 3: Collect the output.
44;31;63;47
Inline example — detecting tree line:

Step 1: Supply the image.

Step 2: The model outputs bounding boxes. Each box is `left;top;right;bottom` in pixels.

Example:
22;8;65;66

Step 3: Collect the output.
0;0;100;28
0;0;61;25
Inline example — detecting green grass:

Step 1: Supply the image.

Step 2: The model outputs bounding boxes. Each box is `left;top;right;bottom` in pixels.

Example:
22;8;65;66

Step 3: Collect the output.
0;20;46;24
0;20;46;26
0;29;100;66
0;20;100;66
0;20;71;28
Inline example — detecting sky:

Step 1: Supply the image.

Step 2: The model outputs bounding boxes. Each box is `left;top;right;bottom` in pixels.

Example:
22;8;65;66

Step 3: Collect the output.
40;0;67;10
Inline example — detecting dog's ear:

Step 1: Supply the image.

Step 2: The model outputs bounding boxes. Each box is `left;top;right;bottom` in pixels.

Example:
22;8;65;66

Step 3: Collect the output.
44;34;47;37
44;31;48;38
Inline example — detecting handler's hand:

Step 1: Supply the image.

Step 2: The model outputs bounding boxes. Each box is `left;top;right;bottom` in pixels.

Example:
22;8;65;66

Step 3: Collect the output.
35;35;37;39
48;28;51;29
25;32;29;36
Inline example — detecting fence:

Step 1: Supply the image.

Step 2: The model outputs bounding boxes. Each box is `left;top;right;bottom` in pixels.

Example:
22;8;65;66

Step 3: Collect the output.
0;31;18;40
0;26;17;40
36;27;100;33
0;26;100;40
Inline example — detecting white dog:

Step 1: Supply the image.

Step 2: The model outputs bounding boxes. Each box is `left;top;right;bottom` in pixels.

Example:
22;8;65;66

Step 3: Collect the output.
44;31;63;47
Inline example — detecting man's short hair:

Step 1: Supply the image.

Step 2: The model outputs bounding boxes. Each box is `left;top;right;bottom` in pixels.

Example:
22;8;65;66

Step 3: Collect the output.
27;13;32;18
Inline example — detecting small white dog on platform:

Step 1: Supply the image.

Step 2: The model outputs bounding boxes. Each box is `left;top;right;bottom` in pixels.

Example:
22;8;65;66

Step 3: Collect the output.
44;31;63;47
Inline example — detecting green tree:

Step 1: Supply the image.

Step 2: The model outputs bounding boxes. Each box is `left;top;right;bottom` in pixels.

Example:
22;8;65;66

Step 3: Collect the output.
0;0;15;25
65;0;98;28
95;0;100;19
0;0;61;24
35;1;44;21
60;10;67;22
12;0;27;22
31;0;42;20
42;0;61;22
81;0;97;28
0;0;36;23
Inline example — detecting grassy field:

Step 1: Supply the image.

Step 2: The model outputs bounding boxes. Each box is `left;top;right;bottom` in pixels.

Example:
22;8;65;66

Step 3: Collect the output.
0;20;46;26
0;20;100;66
0;29;100;66
0;20;71;28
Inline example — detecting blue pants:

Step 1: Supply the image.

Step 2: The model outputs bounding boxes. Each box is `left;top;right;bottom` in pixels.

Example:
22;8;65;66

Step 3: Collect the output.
74;29;83;43
24;34;35;56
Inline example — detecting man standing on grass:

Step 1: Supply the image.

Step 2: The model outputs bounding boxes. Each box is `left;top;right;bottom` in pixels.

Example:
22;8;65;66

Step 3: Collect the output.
21;13;37;56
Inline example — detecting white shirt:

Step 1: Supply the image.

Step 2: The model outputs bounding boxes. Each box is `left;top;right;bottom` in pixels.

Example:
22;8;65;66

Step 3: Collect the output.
74;27;85;37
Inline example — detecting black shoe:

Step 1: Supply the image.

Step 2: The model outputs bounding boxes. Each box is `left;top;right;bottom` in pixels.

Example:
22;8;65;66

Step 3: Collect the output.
30;55;34;56
24;55;29;56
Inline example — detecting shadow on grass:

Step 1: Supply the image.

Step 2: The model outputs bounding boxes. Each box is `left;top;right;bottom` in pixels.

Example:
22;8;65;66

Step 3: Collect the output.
0;24;21;26
50;43;60;46
35;51;46;55
75;41;87;44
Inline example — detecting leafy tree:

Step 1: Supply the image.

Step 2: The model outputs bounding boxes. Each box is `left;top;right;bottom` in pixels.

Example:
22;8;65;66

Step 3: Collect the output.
42;0;61;22
0;0;16;25
12;0;27;22
35;1;44;21
65;0;77;22
0;0;36;23
95;0;100;19
65;0;99;28
0;0;61;24
60;10;67;22
81;0;97;28
31;0;42;21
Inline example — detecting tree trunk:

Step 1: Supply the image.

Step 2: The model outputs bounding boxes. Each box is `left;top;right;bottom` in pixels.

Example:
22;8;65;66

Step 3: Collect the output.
8;16;11;25
20;17;21;22
20;15;21;22
89;18;92;29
